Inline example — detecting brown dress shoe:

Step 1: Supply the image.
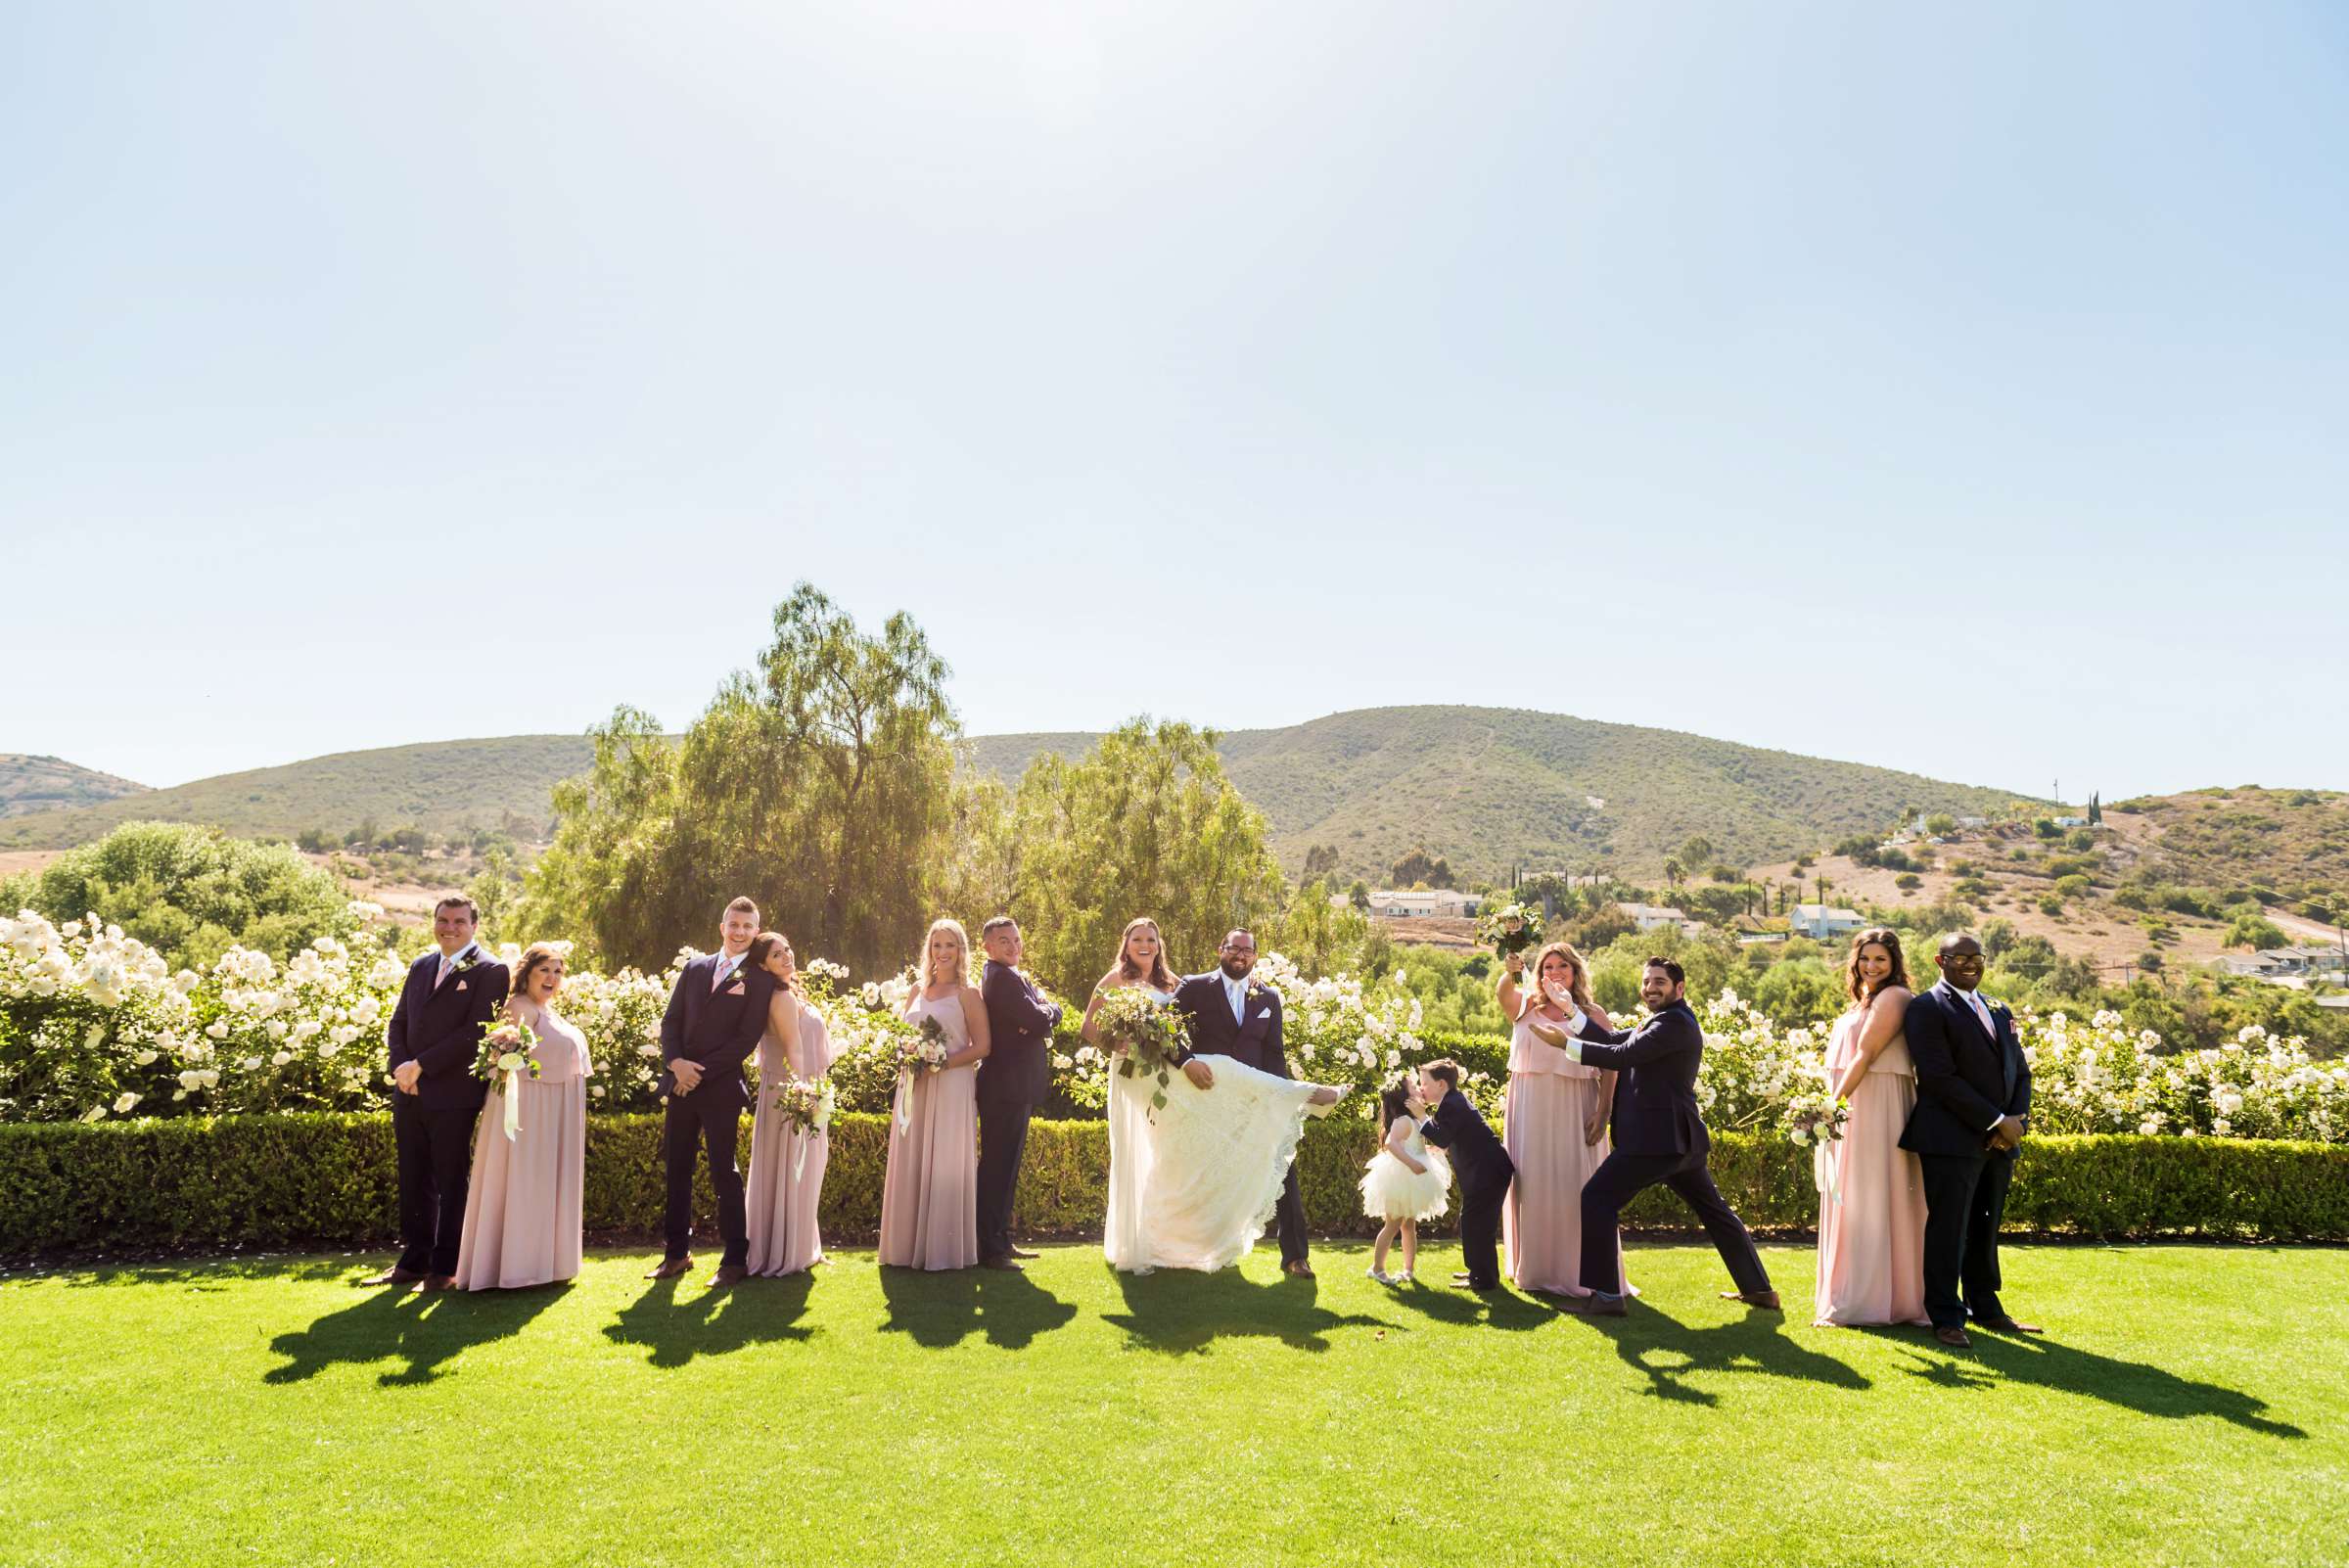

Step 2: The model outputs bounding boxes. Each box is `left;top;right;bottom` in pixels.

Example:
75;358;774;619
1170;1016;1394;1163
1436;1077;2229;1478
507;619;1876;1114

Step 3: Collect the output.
1975;1315;2043;1334
419;1274;458;1293
981;1256;1024;1271
1008;1245;1040;1260
645;1256;693;1281
1721;1289;1782;1310
1282;1260;1314;1278
359;1267;425;1288
710;1265;748;1288
1934;1325;1973;1349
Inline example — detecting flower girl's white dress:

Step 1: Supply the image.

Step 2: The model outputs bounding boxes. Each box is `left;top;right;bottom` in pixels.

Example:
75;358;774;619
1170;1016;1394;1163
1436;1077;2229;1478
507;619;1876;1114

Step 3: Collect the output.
1359;1120;1451;1222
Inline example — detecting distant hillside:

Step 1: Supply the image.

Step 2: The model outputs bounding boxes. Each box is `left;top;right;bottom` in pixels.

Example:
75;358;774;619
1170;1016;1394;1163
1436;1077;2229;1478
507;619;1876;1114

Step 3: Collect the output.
0;736;593;849
965;707;2036;881
2109;786;2349;898
0;755;149;820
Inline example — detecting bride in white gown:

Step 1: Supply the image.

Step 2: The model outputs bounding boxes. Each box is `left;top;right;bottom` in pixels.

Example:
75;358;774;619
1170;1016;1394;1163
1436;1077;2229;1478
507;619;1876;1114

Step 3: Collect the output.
1087;917;1342;1272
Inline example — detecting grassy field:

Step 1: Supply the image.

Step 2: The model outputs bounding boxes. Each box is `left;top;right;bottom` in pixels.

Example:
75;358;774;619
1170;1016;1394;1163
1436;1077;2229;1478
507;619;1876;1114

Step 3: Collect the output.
4;1240;2339;1566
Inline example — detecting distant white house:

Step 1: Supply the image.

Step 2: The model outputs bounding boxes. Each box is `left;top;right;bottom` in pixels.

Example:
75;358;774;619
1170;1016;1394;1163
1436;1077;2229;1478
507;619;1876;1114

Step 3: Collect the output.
2052;815;2090;829
1368;889;1482;919
1789;903;1865;940
1617;902;1699;936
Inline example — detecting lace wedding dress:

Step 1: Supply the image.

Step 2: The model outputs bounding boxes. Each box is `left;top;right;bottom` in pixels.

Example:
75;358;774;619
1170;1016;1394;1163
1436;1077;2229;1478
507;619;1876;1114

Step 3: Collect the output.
1103;987;1329;1273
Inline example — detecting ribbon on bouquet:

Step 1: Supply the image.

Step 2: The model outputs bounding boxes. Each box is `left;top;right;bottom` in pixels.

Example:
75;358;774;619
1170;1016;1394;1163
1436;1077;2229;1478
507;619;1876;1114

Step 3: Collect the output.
893;1069;914;1137
1813;1136;1841;1205
500;1074;524;1141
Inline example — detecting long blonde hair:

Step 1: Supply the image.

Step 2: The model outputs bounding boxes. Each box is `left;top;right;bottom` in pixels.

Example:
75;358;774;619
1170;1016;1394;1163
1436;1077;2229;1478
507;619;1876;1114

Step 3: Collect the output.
917;917;970;992
1525;940;1595;1015
1106;916;1180;993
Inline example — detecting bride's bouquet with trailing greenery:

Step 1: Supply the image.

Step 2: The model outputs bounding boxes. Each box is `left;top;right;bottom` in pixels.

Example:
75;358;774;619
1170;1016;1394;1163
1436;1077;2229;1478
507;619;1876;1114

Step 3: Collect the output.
1095;988;1192;1117
471;1018;540;1139
1475;901;1545;964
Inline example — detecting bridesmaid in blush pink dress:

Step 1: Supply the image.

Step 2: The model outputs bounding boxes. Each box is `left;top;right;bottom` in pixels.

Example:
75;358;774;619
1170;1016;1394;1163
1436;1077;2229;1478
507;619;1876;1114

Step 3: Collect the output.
1814;927;1930;1327
454;943;590;1290
1497;942;1628;1298
745;932;839;1277
878;918;989;1271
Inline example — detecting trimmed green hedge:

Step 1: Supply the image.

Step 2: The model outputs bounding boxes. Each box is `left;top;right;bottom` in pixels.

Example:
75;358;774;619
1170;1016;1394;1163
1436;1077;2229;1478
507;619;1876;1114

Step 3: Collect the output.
3;1115;2343;1254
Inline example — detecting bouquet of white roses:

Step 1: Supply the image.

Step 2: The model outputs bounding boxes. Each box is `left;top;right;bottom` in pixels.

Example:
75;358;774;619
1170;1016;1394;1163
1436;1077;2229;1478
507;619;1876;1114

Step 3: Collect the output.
472;1018;540;1139
1475;901;1544;964
1095;987;1192;1118
1782;1084;1848;1147
774;1075;835;1177
890;1015;951;1134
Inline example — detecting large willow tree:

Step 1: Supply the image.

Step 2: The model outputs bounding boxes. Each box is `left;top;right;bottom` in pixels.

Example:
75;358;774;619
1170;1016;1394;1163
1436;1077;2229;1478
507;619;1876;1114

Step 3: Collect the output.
521;584;960;975
1004;719;1284;999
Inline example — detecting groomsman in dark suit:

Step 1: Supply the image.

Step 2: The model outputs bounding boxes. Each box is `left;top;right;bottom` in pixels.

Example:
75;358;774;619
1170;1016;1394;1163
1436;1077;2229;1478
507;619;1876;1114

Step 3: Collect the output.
647;897;776;1287
1901;931;2041;1349
366;895;509;1291
977;917;1062;1270
1413;1059;1515;1290
1172;930;1316;1277
1530;955;1776;1314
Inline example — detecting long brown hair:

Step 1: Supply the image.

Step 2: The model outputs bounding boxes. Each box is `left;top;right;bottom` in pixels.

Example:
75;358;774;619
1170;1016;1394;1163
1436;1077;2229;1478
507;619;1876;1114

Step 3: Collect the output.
1524;940;1595;1015
1106;916;1180;993
745;931;802;996
1845;927;1911;1002
511;942;566;1004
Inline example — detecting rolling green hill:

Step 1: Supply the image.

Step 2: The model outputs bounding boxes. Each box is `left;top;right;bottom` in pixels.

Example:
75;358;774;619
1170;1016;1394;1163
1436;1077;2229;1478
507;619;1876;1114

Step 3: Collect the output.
965;706;2038;881
0;755;149;820
0;737;593;849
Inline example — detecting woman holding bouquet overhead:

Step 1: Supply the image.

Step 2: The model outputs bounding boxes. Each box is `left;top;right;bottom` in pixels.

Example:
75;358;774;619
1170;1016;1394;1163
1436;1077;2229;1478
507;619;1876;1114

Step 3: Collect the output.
1497;942;1626;1298
878;918;988;1270
745;931;838;1277
452;942;590;1290
1813;928;1929;1327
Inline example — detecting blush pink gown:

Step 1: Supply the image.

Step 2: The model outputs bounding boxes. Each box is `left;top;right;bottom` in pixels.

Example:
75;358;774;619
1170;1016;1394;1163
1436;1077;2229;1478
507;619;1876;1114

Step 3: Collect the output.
1501;1003;1627;1298
1813;1008;1930;1326
453;1001;589;1290
746;995;838;1277
877;990;980;1270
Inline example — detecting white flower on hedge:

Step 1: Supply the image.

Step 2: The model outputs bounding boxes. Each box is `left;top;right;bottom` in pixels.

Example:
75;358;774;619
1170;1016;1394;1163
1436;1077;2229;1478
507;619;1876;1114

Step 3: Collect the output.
114;1092;140;1114
205;1020;229;1040
132;1048;159;1066
318;1039;340;1058
271;1049;293;1067
177;1069;204;1090
591;1084;606;1098
242;1055;262;1071
348;995;381;1026
266;1019;287;1038
79;1103;104;1122
62;920;82;939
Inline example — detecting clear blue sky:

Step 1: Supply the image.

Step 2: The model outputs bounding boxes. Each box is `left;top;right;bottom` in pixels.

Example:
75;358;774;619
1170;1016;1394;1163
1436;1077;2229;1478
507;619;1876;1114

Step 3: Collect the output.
4;1;2342;798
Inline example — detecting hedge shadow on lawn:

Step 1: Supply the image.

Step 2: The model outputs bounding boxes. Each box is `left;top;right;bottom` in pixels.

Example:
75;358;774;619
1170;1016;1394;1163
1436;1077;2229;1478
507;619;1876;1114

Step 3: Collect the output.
265;1280;570;1387
1572;1303;1874;1407
1101;1264;1396;1355
57;1256;356;1289
875;1262;1080;1351
602;1271;817;1368
1898;1333;2307;1438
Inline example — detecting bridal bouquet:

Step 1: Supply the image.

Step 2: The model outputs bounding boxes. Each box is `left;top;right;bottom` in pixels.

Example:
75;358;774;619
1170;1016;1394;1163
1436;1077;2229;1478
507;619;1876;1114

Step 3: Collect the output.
1095;988;1191;1117
889;1016;951;1135
774;1076;835;1177
471;1019;540;1140
1782;1085;1849;1147
1475;901;1545;964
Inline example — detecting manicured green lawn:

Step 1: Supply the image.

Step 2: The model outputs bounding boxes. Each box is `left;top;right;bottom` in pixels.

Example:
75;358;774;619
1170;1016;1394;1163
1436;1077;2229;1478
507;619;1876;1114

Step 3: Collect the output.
3;1241;2340;1566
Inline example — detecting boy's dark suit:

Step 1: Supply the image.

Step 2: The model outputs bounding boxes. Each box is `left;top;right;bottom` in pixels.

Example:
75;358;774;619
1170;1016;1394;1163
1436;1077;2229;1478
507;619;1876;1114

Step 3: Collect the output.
658;950;776;1268
385;943;510;1276
1418;1086;1515;1288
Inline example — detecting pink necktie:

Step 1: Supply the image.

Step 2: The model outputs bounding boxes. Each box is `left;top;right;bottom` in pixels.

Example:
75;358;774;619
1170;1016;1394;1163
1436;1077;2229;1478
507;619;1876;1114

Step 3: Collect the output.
434;956;452;990
712;960;731;993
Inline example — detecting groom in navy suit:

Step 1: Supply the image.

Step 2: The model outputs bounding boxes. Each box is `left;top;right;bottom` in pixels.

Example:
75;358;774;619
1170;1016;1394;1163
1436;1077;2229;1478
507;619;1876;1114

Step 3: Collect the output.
1901;931;2040;1348
1172;930;1314;1276
366;895;508;1291
647;897;776;1288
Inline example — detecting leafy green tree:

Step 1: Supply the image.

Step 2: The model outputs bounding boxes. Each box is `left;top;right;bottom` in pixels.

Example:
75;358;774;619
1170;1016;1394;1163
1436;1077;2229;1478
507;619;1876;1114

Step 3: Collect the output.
2224;914;2288;951
1002;719;1284;999
1301;844;1340;879
1923;813;1957;836
1677;836;1717;872
520;585;963;975
1389;847;1455;891
1752;955;1845;1026
7;820;362;968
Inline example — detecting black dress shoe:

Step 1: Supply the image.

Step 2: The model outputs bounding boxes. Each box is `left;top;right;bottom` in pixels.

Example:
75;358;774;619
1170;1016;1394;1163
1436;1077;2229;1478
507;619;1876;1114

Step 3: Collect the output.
981;1256;1024;1271
1008;1246;1040;1260
645;1256;694;1281
359;1267;425;1288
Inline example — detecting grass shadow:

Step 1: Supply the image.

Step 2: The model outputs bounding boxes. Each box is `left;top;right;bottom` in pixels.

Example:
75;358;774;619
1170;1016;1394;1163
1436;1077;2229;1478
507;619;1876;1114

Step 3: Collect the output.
1897;1329;2307;1437
1575;1302;1873;1407
266;1280;570;1387
602;1272;818;1368
1374;1278;1558;1332
1102;1264;1394;1355
60;1256;359;1290
876;1264;1080;1351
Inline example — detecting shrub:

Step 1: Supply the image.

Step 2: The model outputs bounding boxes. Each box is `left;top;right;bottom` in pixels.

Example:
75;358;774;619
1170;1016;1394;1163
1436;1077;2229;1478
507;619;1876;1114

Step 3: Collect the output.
2054;874;2092;899
6;1116;2341;1253
2039;894;2065;917
1894;873;1922;892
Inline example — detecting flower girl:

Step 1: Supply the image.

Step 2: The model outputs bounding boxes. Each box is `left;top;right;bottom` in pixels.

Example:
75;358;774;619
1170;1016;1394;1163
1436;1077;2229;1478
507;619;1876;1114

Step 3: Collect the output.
1360;1073;1451;1284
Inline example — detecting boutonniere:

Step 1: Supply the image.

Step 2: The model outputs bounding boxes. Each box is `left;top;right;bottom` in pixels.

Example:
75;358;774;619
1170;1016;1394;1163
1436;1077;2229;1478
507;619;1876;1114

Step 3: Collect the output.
452;951;480;975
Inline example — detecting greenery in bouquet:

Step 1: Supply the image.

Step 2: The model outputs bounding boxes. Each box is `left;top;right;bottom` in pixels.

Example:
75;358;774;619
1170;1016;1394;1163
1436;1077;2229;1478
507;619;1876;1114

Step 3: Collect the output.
1475;901;1545;963
1779;1084;1848;1146
472;1018;542;1086
1095;987;1191;1114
